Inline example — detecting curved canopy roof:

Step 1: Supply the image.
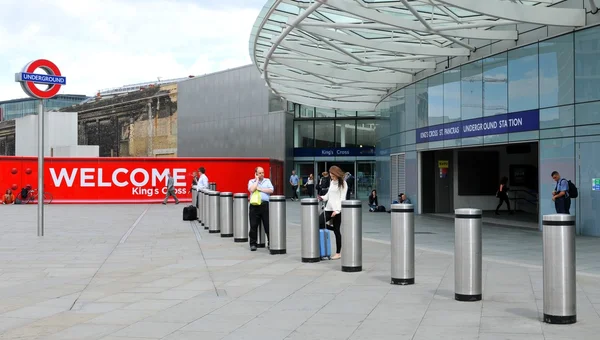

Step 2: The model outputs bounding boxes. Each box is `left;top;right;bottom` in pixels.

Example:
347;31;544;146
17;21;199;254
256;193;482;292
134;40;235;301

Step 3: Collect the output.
249;0;587;111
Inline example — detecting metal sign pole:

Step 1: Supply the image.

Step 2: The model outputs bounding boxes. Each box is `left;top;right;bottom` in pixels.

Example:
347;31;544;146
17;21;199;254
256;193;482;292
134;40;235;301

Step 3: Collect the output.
38;99;44;236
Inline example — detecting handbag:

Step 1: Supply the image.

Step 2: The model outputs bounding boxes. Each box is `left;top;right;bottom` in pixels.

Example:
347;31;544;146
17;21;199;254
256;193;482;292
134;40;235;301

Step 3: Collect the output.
250;190;262;206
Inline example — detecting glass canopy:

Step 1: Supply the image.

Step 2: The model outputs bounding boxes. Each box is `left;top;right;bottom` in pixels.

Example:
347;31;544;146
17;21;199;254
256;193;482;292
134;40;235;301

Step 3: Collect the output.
249;0;587;111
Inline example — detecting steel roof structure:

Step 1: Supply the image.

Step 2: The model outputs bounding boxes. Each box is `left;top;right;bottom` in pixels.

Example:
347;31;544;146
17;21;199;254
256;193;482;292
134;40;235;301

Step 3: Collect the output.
249;0;590;111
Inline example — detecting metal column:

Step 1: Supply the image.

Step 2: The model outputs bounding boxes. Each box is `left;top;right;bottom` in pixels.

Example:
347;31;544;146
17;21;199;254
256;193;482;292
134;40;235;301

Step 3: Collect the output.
257;221;267;248
209;182;216;191
269;195;286;255
391;203;414;285
233;193;249;242
220;192;233;238
543;214;576;324
454;208;482;302
37;100;44;236
198;189;204;225
341;200;362;272
203;189;209;230
300;198;320;263
209;191;221;234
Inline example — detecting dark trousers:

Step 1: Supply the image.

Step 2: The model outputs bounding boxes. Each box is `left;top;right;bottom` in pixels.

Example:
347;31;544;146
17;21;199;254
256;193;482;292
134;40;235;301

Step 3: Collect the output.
306;184;314;197
319;211;342;254
555;197;571;214
291;185;298;199
496;193;511;212
249;202;269;246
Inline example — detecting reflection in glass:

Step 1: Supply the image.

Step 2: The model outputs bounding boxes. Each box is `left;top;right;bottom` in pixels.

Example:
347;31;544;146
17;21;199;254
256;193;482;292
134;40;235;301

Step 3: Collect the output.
357;120;378;147
575;101;600;126
508;44;539;112
575;26;600;103
336;110;357;117
335;120;357;147
357;110;378;117
405;85;416;130
483;53;508;116
461;60;483;120
428;74;444;126
316;108;335;118
416;80;428;127
444;69;461;123
539;106;575;129
539;34;574;108
300;106;314;118
357;161;376;199
314;120;335;147
293;121;314;147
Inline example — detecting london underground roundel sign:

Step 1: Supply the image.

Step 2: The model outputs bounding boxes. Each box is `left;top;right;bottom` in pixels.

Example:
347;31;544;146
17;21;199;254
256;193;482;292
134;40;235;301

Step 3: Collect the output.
15;59;66;99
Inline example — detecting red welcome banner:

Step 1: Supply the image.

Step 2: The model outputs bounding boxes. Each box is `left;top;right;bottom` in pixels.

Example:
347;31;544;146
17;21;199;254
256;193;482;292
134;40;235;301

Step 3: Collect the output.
0;157;283;204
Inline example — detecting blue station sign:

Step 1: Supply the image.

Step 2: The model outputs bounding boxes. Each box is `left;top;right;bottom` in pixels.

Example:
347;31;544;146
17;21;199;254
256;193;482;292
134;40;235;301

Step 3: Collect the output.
416;109;540;143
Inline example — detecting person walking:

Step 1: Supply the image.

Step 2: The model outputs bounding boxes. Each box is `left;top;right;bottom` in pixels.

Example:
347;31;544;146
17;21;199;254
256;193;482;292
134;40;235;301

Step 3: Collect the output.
495;176;513;215
318;165;347;260
248;167;274;251
290;170;299;201
304;174;315;197
163;171;179;205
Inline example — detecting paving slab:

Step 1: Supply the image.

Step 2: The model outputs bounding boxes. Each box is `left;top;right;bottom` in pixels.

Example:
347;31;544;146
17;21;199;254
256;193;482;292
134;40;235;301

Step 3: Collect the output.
0;202;599;339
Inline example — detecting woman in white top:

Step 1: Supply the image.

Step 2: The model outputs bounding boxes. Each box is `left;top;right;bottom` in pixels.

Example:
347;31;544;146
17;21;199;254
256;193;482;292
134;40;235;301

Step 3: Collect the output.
318;166;348;260
304;174;315;197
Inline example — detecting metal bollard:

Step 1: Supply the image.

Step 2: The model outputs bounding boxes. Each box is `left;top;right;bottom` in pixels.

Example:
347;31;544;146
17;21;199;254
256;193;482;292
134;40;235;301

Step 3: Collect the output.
196;189;204;225
257;222;267;248
209;191;221;234
191;188;197;209
300;198;320;263
220;192;233;238
203;189;210;230
209;182;216;191
233;193;249;242
454;208;482;302
543;214;576;324
269;195;286;255
341;200;362;272
391;203;414;285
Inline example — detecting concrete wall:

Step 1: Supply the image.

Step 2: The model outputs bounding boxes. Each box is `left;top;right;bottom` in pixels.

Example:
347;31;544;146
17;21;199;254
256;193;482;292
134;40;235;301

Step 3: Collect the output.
177;65;288;161
52;145;99;157
16;112;78;156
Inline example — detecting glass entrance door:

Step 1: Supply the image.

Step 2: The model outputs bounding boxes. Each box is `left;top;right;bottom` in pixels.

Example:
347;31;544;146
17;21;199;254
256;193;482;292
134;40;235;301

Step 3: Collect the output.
357;161;376;199
295;162;315;198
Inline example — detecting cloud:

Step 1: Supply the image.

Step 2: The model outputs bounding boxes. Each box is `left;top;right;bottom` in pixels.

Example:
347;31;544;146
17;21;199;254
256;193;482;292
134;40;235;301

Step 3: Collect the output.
0;0;265;100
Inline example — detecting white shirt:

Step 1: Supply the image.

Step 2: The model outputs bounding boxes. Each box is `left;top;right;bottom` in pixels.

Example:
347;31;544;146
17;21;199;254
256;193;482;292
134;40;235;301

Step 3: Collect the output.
198;174;209;189
321;179;347;213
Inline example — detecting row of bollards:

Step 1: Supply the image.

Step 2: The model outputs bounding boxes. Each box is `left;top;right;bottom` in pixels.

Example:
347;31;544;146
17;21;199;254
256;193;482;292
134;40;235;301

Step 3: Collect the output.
389;204;577;325
194;189;286;255
196;191;575;325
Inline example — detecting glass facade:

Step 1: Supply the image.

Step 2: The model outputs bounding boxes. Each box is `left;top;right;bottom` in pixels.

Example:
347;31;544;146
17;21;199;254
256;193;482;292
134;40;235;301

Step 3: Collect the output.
376;25;600;236
290;103;379;199
0;95;87;121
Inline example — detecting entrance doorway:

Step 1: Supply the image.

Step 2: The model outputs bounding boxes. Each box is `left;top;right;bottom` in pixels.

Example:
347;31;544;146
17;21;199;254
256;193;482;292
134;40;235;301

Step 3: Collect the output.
421;150;454;213
295;161;371;200
577;142;600;236
421;142;539;223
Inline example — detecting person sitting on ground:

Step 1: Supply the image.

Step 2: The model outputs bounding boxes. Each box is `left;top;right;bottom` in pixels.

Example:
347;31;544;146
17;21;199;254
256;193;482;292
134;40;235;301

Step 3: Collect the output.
368;190;386;212
2;189;15;205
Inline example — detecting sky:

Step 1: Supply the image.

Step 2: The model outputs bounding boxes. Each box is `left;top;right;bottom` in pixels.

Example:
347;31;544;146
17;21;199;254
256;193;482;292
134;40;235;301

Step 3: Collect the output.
0;0;267;101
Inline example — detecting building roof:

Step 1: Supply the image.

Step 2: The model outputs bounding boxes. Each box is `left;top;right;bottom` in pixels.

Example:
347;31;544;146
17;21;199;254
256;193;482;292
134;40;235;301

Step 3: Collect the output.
0;94;88;105
249;0;589;111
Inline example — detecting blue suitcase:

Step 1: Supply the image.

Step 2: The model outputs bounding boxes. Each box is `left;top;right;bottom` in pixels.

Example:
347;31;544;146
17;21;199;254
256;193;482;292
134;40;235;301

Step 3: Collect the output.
320;229;331;260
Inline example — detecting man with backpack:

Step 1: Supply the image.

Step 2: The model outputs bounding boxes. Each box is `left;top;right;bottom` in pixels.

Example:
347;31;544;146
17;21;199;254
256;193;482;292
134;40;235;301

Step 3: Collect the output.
551;171;578;214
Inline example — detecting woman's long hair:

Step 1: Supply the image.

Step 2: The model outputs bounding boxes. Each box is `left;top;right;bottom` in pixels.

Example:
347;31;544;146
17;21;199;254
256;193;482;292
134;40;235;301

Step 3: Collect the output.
328;166;346;189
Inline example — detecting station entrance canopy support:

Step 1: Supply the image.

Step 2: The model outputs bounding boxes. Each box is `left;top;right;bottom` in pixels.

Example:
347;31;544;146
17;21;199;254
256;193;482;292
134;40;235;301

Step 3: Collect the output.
249;0;586;111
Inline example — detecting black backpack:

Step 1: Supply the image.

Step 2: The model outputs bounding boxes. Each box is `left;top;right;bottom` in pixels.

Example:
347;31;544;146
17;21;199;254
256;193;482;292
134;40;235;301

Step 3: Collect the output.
567;180;578;198
20;188;28;200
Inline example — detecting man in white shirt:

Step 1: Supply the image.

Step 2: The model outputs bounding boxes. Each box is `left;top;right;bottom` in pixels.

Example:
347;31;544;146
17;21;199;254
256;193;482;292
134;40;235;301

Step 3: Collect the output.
248;167;274;251
198;167;209;189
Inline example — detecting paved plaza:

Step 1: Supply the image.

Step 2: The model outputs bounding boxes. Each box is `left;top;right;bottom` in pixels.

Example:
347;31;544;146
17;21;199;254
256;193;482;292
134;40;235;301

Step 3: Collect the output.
0;202;600;339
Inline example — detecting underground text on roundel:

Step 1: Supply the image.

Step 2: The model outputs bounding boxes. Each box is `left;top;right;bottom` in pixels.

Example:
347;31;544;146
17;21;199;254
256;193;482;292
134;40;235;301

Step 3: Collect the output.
416;109;540;143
